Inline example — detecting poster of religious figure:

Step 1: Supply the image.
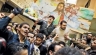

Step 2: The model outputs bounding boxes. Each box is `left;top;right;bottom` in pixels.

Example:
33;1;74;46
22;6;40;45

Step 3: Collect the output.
23;0;94;33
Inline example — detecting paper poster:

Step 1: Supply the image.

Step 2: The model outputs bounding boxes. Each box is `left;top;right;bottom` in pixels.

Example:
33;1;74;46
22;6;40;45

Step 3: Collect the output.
23;0;94;33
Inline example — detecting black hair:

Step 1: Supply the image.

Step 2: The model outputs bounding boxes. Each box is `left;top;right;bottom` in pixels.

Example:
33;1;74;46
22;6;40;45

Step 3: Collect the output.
4;43;28;55
58;41;65;46
28;31;34;34
28;31;35;37
47;43;59;55
11;22;15;25
11;22;18;26
14;24;19;32
55;47;83;55
7;25;12;28
19;23;29;28
36;33;44;40
60;20;67;25
48;15;55;20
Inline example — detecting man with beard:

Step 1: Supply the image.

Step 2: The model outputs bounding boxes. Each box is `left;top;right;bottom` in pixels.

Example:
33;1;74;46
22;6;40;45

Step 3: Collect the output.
50;20;70;43
89;39;96;55
86;33;93;46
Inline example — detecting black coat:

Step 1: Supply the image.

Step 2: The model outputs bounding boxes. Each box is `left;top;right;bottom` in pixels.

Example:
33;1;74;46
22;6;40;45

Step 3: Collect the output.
32;19;56;37
38;45;47;55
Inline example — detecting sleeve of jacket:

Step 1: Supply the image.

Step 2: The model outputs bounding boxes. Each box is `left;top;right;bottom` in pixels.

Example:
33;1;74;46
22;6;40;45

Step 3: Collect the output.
0;16;13;41
0;16;11;31
37;19;43;25
50;28;56;38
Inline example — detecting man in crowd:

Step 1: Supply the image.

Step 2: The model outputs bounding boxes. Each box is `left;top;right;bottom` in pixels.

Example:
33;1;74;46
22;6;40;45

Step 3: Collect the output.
27;32;40;55
29;15;56;37
0;8;30;55
35;33;47;55
47;43;62;55
86;33;93;46
6;43;28;55
88;39;96;55
54;47;83;55
50;20;70;43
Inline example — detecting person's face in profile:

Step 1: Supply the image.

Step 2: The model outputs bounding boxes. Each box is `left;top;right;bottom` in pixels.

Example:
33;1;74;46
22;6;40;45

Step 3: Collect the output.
57;4;64;11
48;17;54;23
27;33;34;43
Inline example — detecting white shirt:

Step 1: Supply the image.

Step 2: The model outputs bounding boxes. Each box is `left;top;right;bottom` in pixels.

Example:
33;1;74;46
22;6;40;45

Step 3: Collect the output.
51;26;70;42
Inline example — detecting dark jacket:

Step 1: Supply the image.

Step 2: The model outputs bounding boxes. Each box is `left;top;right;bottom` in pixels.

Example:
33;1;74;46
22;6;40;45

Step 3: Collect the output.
38;45;47;55
88;50;96;55
0;16;29;45
32;19;56;37
0;16;30;55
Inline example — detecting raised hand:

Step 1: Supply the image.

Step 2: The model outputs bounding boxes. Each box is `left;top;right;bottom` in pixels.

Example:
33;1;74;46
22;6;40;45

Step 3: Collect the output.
0;13;5;18
12;7;23;15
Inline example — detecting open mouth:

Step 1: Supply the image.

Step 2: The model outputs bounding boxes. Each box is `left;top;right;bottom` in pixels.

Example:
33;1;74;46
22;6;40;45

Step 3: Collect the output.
24;32;28;35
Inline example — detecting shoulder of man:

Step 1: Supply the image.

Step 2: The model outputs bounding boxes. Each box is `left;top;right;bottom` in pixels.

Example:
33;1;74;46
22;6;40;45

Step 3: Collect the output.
65;27;71;33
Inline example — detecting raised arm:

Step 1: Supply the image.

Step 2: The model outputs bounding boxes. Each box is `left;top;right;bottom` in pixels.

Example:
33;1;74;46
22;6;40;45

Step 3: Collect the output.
23;12;44;25
0;8;22;31
0;8;22;41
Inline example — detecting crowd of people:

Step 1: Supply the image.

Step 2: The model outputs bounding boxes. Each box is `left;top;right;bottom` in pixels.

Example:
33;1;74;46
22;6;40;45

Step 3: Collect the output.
0;7;96;55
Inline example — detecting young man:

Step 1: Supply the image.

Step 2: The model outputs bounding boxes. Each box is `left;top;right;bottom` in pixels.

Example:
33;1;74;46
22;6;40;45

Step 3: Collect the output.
0;8;30;55
50;20;70;43
86;33;93;46
30;15;56;37
27;32;40;55
35;33;47;55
